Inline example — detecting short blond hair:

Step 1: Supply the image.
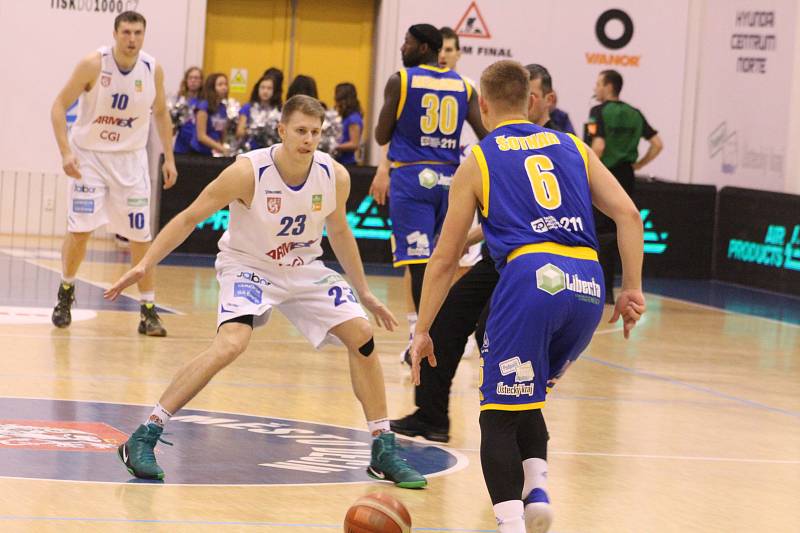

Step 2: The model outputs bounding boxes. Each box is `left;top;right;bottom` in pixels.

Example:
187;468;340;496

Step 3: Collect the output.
281;95;325;124
480;60;530;113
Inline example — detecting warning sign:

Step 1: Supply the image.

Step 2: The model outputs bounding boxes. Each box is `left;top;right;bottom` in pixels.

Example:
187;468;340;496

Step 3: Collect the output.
454;1;491;39
230;68;248;93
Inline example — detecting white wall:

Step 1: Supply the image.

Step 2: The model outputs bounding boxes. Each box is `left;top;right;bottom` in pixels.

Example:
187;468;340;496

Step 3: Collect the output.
690;0;798;193
369;0;690;181
785;2;800;194
371;0;800;195
0;0;206;237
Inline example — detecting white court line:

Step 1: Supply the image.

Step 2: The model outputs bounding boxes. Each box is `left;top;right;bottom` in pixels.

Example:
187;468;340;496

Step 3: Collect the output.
452;448;800;465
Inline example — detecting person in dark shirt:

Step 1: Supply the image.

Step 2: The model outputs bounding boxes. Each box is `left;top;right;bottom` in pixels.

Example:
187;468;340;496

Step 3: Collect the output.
391;63;564;443
585;69;663;303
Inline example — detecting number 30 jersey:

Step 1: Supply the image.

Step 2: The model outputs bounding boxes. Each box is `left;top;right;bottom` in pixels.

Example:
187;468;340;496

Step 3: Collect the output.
71;46;156;152
388;65;471;165
218;145;337;268
475;120;599;269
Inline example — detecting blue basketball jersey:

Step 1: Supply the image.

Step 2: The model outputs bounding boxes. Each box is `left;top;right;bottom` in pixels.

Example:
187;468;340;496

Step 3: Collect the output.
475;120;599;269
388;65;471;165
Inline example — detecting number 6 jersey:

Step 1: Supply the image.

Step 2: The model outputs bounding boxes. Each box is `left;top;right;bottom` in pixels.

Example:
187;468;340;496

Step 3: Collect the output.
218;145;337;268
475;120;599;270
71;46;156;152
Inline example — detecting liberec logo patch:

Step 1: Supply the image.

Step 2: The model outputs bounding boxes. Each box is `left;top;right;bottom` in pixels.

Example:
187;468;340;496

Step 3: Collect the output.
0;398;461;484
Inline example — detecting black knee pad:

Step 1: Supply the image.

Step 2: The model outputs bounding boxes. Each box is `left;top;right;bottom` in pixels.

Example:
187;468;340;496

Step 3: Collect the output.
358;337;375;357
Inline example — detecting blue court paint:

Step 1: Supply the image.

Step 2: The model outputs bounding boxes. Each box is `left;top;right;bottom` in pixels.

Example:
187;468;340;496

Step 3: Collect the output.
0;251;172;313
644;278;800;325
0;398;461;485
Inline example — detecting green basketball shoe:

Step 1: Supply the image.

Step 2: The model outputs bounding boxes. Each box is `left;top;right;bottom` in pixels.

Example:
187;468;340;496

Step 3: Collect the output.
367;432;427;489
118;423;172;480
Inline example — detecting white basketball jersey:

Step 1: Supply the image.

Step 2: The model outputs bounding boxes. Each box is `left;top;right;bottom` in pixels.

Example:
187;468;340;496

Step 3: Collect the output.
70;46;156;152
218;145;338;267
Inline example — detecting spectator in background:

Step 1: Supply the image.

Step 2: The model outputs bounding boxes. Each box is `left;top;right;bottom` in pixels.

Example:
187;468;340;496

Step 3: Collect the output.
333;82;363;165
585;69;663;304
287;74;319;101
191;73;230;156
548;91;576;135
262;67;284;110
236;75;279;150
173;66;203;154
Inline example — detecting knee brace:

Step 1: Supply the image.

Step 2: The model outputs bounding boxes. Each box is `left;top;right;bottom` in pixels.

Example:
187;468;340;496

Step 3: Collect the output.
358;337;375;357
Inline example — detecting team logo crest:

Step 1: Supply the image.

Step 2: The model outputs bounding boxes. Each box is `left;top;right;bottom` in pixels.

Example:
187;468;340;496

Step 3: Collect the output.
311;194;322;212
0;420;127;452
135;79;143;92
266;196;282;214
100;75;111;87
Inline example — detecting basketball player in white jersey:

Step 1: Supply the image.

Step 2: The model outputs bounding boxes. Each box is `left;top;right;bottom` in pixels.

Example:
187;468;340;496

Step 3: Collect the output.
104;95;427;488
50;11;177;335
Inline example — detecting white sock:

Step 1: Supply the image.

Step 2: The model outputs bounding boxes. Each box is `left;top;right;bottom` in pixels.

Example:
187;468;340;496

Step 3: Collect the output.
147;403;172;428
493;500;525;533
367;418;390;436
140;291;155;303
521;458;548;500
61;277;75;285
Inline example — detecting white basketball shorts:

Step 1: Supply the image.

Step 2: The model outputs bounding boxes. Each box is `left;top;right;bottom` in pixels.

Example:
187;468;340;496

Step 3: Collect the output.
67;141;151;241
215;254;369;349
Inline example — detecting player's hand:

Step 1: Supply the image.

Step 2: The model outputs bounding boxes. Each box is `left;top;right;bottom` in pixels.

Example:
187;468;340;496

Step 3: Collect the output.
410;331;436;386
162;159;178;189
62;153;81;179
609;288;646;339
104;263;147;301
368;166;390;205
360;291;398;332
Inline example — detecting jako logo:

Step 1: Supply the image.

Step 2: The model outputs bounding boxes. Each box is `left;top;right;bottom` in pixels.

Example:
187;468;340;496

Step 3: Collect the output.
236;272;270;285
586;9;641;67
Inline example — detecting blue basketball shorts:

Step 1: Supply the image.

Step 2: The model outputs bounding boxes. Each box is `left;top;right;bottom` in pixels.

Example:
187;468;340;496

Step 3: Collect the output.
388;163;455;267
479;251;605;411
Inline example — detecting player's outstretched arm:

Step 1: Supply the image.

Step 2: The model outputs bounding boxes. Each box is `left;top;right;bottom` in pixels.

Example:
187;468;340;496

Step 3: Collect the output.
410;154;480;385
104;158;255;300
326;162;398;331
587;147;646;338
51;52;100;179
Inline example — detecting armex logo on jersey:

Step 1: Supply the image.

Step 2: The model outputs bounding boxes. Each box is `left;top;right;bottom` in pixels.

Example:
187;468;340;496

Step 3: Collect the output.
93;116;138;128
0;398;461;484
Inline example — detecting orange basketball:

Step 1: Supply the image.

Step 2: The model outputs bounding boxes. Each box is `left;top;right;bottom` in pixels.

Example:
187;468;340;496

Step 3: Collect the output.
343;492;412;533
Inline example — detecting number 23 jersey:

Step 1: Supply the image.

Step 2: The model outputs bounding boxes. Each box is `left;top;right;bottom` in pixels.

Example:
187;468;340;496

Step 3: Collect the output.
218;145;337;268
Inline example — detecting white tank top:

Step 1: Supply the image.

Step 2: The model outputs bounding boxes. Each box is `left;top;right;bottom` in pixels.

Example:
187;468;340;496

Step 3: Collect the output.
218;145;338;267
70;46;156;152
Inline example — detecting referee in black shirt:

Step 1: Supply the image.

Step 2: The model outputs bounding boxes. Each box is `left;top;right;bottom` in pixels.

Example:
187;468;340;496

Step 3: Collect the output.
391;64;563;442
585;69;663;303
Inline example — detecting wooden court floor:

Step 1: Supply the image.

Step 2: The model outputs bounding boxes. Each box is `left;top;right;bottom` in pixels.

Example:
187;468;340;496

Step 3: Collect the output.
0;245;798;532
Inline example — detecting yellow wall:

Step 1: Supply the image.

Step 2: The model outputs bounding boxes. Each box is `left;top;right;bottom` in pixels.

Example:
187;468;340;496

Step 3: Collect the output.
204;0;292;100
293;0;375;119
204;0;375;126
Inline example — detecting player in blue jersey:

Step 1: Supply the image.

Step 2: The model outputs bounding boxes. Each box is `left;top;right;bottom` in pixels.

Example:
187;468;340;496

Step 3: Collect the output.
410;61;645;532
369;23;487;322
